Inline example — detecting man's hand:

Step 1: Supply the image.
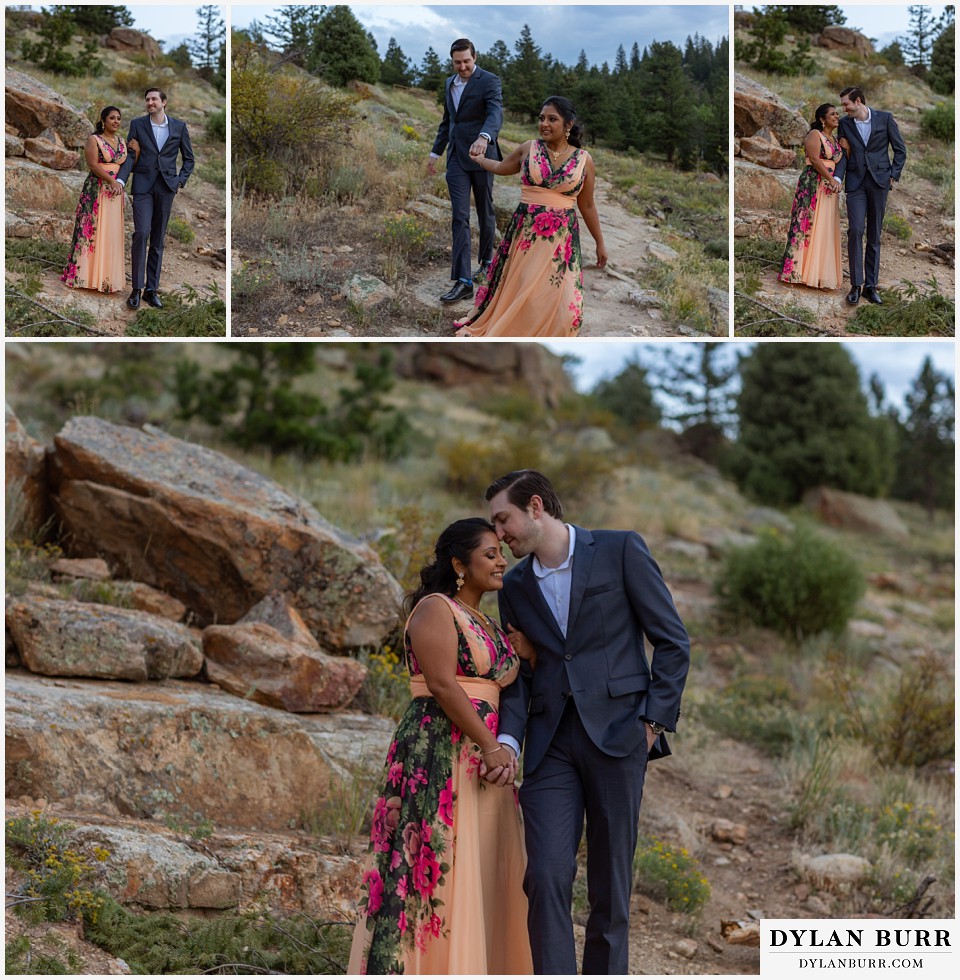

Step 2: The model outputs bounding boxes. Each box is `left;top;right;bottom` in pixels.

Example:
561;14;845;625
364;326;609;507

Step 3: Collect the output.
469;136;489;158
426;156;438;177
644;721;659;752
480;743;517;787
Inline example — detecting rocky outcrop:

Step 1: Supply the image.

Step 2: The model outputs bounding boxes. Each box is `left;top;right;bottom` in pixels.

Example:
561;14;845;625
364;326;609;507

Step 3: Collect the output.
392;343;573;409
5;404;51;536
802;487;910;541
105;27;163;61
733;161;796;210
50;416;403;650
815;26;874;58
738;127;796;170
6;160;86;210
5;596;203;680
5;672;394;831
202;619;367;712
734;73;809;146
23;133;78;170
4;69;94;148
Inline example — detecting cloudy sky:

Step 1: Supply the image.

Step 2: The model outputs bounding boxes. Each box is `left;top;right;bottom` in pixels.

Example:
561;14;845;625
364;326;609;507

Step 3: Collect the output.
233;4;729;67
544;340;956;417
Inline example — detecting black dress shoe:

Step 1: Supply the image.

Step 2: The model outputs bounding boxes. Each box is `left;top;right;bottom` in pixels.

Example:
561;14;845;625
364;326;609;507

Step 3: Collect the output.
472;263;490;283
862;286;883;305
143;290;163;309
846;286;861;305
127;289;141;309
440;281;474;304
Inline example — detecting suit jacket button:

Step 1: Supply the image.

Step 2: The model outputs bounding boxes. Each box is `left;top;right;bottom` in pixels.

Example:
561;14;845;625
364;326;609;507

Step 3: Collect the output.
564;654;572;661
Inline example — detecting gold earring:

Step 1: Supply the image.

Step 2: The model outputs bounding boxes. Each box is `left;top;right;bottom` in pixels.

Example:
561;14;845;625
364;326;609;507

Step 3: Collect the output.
456;571;465;592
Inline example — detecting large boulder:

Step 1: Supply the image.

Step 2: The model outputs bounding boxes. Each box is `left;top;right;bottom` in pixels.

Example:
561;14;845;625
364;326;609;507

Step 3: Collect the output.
734;73;809;146
5;672;394;831
738;127;797;169
802;487;910;541
50;416;403;650
816;27;874;58
23;134;78;170
392;342;573;409
5;404;51;536
734;160;797;210
6;159;86;210
4;69;94;148
5;595;204;680
202;619;367;712
104;26;163;61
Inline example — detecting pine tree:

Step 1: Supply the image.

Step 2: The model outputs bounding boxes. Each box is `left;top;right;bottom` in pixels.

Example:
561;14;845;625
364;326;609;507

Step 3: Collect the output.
636;41;697;166
929;21;955;94
892;357;955;518
262;4;322;64
309;5;380;85
730;344;893;505
417;46;445;92
64;5;134;31
481;39;512;80
901;4;938;70
506;25;545;122
765;5;846;33
189;5;225;72
381;37;414;86
591;355;661;428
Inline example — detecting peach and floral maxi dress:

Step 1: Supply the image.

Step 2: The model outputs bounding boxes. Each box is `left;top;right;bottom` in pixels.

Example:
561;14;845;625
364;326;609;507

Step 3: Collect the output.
457;140;588;337
348;594;533;975
778;130;843;289
61;134;127;293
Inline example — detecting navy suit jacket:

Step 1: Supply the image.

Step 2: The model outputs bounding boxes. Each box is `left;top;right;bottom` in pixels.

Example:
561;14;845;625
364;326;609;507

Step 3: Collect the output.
431;66;503;172
837;109;906;192
117;114;194;191
497;528;690;776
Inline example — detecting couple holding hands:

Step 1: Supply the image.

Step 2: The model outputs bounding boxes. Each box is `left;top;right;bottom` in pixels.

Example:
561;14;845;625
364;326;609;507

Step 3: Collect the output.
348;470;690;975
778;85;907;305
427;39;607;338
61;87;194;311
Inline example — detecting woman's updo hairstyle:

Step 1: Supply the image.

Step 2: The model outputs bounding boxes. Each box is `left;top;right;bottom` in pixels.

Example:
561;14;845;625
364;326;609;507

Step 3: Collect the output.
95;105;122;136
810;103;835;132
541;96;584;148
406;518;497;614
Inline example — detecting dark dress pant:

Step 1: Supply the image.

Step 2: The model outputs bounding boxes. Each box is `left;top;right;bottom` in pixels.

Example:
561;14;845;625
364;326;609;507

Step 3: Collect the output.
518;698;648;975
845;173;889;288
131;173;176;291
446;155;495;282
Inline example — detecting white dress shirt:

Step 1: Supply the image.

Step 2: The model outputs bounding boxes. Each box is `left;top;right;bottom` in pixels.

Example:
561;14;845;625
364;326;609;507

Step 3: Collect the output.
498;526;576;759
854;107;872;145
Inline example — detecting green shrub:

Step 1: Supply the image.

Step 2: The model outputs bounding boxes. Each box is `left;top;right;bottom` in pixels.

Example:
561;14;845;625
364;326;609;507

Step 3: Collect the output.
111;66;153;95
378;214;431;255
868;653;954;768
326;164;368;203
920;102;954;142
20;8;103;76
883;213;912;241
846;277;955;337
127;284;225;337
716;527;864;639
206;108;227;143
5;935;84;974
166;216;195;244
633;837;711;914
824;66;886;97
195;158;226;188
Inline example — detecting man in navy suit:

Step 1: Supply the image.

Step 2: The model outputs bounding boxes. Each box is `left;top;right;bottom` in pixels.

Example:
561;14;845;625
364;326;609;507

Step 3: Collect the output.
116;87;194;309
483;470;690;975
837;86;906;306
427;38;503;304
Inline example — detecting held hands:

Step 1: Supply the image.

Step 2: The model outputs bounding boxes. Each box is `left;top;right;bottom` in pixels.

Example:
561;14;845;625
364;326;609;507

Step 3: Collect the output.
469;136;490;159
479;743;518;787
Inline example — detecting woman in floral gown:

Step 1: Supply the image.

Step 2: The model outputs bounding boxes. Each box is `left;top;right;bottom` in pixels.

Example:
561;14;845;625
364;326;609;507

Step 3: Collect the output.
348;519;533;975
455;96;607;337
61;106;130;294
778;103;845;290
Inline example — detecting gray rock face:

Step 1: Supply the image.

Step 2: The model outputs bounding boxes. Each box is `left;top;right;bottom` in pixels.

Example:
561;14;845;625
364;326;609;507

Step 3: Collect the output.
734;73;809;146
4;69;94;147
50;416;403;650
6;596;203;680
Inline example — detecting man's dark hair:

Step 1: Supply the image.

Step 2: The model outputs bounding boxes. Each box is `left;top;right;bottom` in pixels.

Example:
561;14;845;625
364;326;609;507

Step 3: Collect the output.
450;38;476;57
485;470;563;520
839;86;866;105
144;87;167;101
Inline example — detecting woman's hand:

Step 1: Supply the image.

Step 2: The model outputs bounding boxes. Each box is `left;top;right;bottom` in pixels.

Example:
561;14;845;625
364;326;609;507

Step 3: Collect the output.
596;242;608;269
506;623;537;669
838;137;850;153
128;138;141;160
480;743;517;786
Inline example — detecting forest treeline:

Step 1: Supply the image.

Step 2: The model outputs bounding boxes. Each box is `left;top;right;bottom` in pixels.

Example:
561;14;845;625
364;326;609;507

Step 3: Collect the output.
237;5;728;171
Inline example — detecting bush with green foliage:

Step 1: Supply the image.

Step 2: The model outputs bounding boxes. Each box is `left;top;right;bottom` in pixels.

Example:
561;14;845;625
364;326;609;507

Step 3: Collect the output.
920;101;954;141
63;4;133;32
928;22;954;95
232;44;360;196
174;344;411;462
20;7;103;76
5;934;84;975
591;356;661;428
883;213;912;241
165;215;195;244
846;277;955;338
127;284;225;337
737;8;816;76
716;527;865;640
765;4;846;33
206;108;227;143
633;837;711;914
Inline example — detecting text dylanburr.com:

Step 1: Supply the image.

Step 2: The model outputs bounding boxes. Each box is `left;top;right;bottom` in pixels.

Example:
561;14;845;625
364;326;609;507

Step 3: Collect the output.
761;920;956;978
